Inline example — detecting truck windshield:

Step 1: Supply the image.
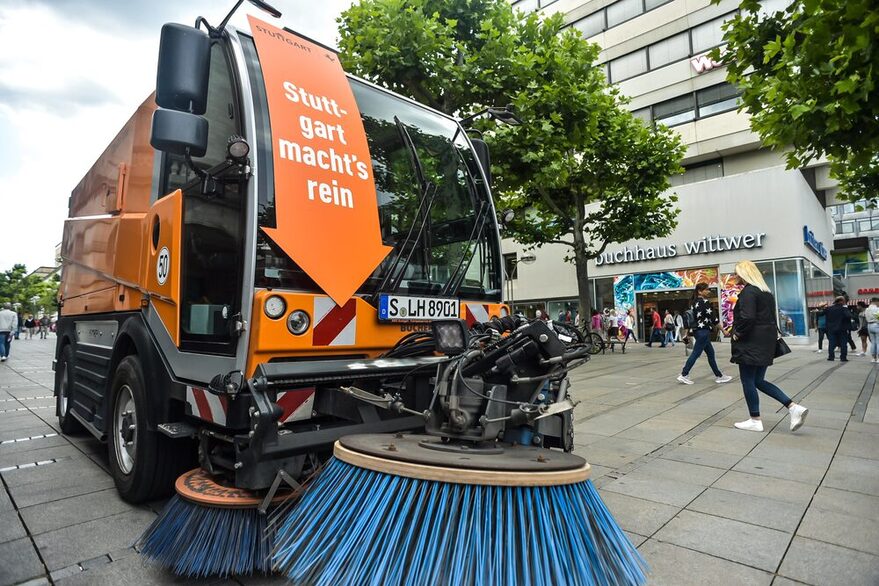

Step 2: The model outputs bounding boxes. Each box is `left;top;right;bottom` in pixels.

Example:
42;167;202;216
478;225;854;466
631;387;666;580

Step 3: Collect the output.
241;35;502;301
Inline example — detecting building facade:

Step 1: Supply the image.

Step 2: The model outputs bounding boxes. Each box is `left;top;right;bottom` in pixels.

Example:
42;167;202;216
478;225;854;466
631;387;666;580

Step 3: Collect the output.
504;0;851;342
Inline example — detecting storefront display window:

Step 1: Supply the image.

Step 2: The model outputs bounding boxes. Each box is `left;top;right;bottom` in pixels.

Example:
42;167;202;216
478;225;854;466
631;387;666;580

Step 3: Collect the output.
774;259;806;336
547;299;579;324
595;277;616;312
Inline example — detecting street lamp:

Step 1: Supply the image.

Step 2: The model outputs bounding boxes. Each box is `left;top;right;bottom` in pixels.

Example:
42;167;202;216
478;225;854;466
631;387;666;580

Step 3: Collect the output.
506;252;536;311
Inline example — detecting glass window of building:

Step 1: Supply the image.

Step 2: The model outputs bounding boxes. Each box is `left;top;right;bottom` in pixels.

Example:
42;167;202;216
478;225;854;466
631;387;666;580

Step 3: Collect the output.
859;218;879;232
669;159;723;186
606;0;643;27
774;259;806;336
653;94;696;126
609;49;648;82
573;10;606;38
691;15;730;53
696;83;741;117
631;107;652;124
512;0;539;13
648;32;690;69
548;299;579;323
594;277;615;312
645;0;673;9
838;221;855;234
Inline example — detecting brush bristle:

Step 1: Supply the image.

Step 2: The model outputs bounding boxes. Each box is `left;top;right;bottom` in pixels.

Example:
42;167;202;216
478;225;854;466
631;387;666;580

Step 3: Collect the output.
272;458;647;586
137;495;273;578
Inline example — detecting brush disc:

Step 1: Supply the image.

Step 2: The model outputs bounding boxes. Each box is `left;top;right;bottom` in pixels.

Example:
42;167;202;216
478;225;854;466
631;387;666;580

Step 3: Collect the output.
175;468;289;508
336;434;590;486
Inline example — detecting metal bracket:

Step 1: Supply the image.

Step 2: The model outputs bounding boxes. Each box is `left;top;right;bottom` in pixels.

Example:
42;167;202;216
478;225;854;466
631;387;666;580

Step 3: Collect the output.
258;469;302;515
157;422;197;439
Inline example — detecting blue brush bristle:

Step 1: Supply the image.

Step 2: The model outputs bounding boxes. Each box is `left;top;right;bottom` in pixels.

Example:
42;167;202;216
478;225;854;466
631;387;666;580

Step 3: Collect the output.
272;458;648;585
137;495;273;578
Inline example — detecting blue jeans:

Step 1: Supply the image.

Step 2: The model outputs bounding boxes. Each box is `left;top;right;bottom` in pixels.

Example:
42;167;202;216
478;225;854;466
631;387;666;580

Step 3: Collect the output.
664;328;676;346
681;329;722;377
739;364;792;417
869;323;879;359
0;331;9;358
827;331;848;360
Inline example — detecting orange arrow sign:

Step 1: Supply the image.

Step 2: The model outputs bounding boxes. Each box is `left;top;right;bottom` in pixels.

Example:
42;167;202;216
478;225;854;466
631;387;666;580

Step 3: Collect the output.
248;16;391;306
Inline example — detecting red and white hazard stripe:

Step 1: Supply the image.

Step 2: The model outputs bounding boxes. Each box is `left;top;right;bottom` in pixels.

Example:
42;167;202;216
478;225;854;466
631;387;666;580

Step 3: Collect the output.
463;303;491;327
186;387;228;426
313;298;356;346
276;387;316;424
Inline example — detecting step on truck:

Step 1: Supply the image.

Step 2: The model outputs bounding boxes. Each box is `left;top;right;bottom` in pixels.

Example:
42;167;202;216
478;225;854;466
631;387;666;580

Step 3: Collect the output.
52;6;530;502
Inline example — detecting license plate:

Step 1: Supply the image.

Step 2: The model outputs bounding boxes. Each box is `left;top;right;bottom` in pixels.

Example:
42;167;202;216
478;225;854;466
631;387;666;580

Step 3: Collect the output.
378;295;459;322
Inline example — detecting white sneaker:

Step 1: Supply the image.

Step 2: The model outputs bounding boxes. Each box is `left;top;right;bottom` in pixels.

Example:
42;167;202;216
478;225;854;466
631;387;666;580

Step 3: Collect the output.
677;374;694;385
856;352;865;357
815;349;824;353
0;356;5;362
715;375;733;383
734;419;764;432
789;404;809;432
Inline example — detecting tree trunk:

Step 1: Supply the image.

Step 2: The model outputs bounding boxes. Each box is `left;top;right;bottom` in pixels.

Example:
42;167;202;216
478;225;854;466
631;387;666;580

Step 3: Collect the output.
571;217;593;332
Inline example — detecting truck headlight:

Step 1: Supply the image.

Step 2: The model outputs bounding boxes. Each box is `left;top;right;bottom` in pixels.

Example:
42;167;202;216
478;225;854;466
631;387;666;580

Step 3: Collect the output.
287;310;310;335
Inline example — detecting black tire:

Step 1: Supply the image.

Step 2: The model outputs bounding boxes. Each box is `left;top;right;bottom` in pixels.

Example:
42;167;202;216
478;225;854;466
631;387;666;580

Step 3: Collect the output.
108;355;191;503
551;321;585;346
586;332;604;355
56;346;84;434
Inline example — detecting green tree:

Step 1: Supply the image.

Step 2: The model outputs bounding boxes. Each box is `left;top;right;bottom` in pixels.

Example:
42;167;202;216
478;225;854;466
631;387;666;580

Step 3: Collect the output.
717;0;879;204
0;264;60;315
339;0;685;317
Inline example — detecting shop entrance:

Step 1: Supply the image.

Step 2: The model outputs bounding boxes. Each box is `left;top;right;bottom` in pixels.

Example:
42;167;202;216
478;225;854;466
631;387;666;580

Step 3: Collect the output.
636;288;719;340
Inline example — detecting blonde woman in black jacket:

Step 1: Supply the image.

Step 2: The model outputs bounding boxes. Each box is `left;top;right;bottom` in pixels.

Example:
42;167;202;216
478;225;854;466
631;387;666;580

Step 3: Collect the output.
730;261;808;432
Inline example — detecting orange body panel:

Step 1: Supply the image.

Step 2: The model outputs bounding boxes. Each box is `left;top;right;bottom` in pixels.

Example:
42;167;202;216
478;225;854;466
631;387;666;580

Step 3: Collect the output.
141;191;184;345
60;96;157;316
246;290;508;376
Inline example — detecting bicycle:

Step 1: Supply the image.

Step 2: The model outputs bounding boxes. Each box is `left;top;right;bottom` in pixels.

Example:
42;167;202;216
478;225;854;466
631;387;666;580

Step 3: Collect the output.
552;321;605;355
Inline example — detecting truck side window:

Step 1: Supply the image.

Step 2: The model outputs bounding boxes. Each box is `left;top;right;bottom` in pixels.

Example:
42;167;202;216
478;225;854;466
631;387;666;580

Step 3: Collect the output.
162;43;239;194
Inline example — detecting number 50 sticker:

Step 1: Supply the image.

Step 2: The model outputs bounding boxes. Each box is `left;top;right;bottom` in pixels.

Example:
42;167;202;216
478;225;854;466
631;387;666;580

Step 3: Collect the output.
156;247;170;286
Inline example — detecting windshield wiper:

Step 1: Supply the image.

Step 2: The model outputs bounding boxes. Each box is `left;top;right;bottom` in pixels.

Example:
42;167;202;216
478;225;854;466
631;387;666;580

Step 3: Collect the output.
371;118;437;298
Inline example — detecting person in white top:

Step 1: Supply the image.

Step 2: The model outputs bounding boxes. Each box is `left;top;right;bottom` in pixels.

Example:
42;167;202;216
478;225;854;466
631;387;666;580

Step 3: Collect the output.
623;309;636;342
0;303;18;362
674;310;684;341
864;298;879;363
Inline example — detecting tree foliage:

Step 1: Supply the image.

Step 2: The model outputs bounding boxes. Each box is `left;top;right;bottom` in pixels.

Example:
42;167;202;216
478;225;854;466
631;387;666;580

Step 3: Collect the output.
0;264;60;314
718;0;879;204
339;0;685;315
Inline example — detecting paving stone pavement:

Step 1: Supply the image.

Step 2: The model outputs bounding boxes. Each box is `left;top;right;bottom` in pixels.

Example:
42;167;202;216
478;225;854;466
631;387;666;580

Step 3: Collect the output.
1;336;878;585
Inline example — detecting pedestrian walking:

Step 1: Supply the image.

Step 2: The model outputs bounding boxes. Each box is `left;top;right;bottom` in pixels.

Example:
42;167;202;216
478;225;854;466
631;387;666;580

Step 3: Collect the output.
865;298;879;363
623;309;637;342
730;260;808;432
663;310;676;347
814;303;827;353
856;302;869;356
674;310;684;342
825;297;851;362
677;283;732;385
646;308;665;347
39;315;50;339
0;303;17;362
24;315;36;339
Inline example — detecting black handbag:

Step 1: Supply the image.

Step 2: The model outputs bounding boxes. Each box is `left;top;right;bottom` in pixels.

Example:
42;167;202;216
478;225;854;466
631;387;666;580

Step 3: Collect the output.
775;329;791;358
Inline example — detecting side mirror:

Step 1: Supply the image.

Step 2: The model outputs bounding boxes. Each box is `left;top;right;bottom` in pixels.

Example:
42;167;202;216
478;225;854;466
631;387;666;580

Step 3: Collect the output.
156;23;210;114
150;109;208;157
470;138;491;187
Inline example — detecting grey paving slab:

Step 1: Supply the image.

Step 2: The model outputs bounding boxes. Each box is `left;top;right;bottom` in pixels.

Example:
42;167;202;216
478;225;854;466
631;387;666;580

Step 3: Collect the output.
9;474;117;509
653;509;791;572
639;539;773;586
778;536;879;586
796;506;879;556
0;510;27;545
624;530;648;547
19;488;137;535
836;430;879;460
576;436;664;468
602;474;706;507
0;489;13;513
687;487;807;533
628;457;727;486
0;538;45;586
0;445;81;469
0;434;67;456
33;509;156;571
770;577;811;586
713;470;816;506
596;490;680;536
732;454;828;485
810;486;879;521
0;426;56;444
53;554;213;586
823;455;879;496
661;445;744;470
747;443;835;469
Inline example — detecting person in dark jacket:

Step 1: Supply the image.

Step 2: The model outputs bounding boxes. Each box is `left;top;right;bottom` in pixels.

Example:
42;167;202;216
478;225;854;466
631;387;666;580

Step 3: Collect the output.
824;296;851;362
730;261;808;433
677;282;733;385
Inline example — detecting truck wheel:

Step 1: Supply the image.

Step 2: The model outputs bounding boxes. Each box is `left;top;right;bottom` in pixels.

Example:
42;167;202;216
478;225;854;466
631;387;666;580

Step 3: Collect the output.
108;355;186;503
56;346;83;434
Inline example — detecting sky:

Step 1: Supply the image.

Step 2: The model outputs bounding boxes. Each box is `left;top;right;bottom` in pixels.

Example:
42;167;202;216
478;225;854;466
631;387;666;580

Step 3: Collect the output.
0;0;351;273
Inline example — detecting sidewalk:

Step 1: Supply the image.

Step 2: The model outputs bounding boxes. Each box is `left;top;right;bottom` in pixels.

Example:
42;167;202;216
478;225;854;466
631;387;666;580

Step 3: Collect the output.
1;337;877;585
